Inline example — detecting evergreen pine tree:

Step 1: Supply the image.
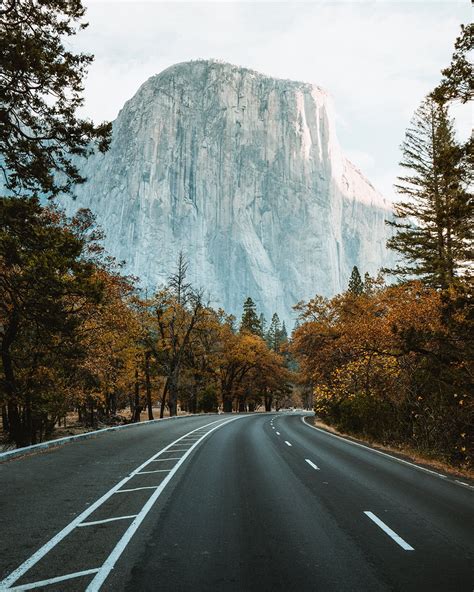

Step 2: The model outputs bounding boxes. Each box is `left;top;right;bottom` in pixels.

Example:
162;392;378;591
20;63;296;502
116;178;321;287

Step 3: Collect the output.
267;313;283;351
347;266;364;295
432;23;473;105
280;322;288;344
240;297;262;335
386;97;472;288
1;0;111;197
363;272;373;295
259;313;267;337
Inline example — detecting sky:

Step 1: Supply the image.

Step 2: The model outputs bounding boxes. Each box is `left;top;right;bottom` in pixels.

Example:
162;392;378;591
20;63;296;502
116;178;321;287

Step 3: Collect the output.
75;0;472;201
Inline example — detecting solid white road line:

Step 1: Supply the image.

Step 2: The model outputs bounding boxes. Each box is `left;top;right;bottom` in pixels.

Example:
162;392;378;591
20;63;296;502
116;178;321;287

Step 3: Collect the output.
8;568;100;591
455;480;474;490
85;416;241;591
0;418;229;590
305;459;320;471
285;441;292;447
78;516;137;527
364;511;414;551
276;431;280;436
301;417;448;480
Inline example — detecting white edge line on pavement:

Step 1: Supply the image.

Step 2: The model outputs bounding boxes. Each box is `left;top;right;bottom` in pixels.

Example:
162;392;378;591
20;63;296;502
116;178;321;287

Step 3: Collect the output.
455;480;474;490
8;568;100;591
0;417;230;589
77;516;137;527
301;417;453;482
305;459;320;471
285;441;292;447
364;511;414;551
85;416;242;591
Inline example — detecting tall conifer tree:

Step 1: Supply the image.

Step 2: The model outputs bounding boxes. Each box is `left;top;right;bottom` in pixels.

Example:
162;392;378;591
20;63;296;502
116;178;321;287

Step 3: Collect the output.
267;313;282;351
347;266;364;295
240;297;262;336
386;97;472;288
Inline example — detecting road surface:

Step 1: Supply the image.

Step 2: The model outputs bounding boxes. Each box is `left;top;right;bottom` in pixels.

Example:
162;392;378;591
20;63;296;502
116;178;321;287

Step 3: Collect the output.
1;413;473;591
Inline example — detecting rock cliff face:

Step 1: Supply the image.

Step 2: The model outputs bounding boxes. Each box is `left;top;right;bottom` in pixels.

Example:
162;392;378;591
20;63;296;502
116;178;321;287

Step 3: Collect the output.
66;60;394;324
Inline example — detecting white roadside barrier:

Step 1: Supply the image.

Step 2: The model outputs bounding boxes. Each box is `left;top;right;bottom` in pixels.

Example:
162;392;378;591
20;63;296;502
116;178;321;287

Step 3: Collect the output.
0;413;219;462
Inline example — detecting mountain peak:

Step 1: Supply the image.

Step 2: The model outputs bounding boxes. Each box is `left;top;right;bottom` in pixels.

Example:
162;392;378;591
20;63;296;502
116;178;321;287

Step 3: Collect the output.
66;63;394;324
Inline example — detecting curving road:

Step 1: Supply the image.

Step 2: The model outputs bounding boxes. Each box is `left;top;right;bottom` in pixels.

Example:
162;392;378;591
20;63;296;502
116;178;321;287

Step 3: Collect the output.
1;413;473;591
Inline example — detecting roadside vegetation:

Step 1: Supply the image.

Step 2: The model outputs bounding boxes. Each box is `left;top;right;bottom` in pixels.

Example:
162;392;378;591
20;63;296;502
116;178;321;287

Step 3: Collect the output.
291;25;473;470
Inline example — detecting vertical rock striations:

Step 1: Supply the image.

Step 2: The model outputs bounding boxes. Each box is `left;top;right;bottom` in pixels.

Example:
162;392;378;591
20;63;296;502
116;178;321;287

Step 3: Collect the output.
67;60;394;324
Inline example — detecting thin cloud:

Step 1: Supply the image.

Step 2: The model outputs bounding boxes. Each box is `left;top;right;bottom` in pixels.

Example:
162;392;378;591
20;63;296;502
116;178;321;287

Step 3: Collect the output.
76;1;471;200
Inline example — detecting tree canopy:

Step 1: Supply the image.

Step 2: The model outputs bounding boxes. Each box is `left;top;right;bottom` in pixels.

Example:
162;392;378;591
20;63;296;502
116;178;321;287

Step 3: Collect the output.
432;23;473;105
0;0;111;197
386;98;472;288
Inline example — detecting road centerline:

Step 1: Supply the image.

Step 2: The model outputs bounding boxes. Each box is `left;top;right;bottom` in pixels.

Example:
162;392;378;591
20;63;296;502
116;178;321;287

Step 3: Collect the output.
305;459;320;471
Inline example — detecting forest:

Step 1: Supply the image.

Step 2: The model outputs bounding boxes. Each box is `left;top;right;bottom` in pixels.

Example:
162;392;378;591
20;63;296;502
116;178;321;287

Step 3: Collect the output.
0;2;472;471
0;202;293;447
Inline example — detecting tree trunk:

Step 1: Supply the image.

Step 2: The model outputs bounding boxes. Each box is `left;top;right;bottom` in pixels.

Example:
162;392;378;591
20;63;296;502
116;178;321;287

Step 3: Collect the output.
145;351;153;420
110;392;117;416
89;398;95;428
223;398;233;413
2;342;24;445
25;392;35;445
132;368;142;422
160;378;169;419
2;404;9;432
167;367;179;417
264;394;273;412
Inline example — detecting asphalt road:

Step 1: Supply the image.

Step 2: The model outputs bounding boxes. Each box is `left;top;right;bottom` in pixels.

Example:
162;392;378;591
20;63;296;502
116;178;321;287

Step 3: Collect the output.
1;413;473;591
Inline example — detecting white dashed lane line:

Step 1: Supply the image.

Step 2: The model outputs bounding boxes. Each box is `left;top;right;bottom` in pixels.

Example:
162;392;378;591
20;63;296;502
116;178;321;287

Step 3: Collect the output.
305;459;320;471
285;441;292;447
364;511;414;551
276;432;280;436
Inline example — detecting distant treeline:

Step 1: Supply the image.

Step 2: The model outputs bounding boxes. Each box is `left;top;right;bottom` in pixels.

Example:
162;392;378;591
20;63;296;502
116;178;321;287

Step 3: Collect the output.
1;202;294;447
